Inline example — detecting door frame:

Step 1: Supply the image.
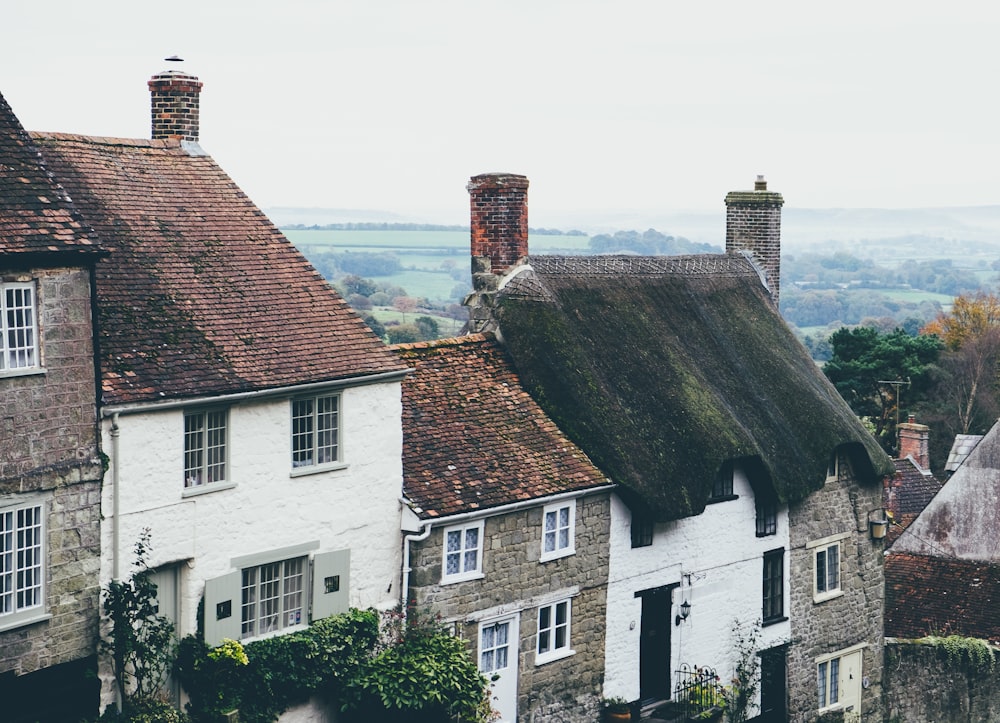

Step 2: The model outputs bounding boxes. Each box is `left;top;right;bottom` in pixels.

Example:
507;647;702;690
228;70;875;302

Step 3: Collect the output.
477;612;520;723
635;582;679;702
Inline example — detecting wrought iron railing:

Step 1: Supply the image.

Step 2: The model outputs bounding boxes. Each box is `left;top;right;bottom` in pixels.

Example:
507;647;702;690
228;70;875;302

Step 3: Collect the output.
673;663;725;718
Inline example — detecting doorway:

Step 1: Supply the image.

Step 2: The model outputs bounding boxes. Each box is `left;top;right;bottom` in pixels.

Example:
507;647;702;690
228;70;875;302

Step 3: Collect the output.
636;584;678;702
150;564;182;705
478;614;519;723
758;645;787;722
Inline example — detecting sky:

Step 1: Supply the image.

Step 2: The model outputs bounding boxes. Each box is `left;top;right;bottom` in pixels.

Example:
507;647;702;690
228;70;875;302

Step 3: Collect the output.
3;1;999;228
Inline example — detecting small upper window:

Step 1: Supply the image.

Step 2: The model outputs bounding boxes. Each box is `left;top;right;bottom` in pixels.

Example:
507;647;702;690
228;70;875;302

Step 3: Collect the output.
536;599;573;664
756;498;777;537
762;548;785;624
442;521;484;583
184;409;228;487
709;463;737;502
808;532;849;602
291;393;340;469
540;502;575;561
631;510;654;548
827;452;839;480
1;283;39;372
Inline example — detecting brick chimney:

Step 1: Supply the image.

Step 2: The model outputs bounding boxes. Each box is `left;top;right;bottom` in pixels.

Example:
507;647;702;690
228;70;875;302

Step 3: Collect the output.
149;69;203;142
725;175;783;303
464;173;529;333
897;414;931;470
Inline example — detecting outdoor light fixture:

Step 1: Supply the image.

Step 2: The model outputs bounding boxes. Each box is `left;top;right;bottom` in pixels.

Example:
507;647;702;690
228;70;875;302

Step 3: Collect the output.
675;599;691;626
868;509;889;540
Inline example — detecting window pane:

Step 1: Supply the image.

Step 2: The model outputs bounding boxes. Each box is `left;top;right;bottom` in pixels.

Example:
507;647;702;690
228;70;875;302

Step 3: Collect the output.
3;286;37;370
183;413;205;487
0;511;11;614
829;659;840;704
283;558;304;627
316;395;339;464
816;550;827;593
291;399;314;467
206;411;227;483
818;661;827;707
827;545;840;591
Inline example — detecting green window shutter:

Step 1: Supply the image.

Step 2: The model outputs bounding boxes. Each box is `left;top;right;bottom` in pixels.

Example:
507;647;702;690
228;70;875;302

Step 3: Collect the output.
311;549;350;621
204;570;242;647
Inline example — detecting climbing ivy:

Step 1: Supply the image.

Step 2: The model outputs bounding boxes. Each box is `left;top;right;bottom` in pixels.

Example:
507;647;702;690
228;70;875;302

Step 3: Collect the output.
924;634;997;673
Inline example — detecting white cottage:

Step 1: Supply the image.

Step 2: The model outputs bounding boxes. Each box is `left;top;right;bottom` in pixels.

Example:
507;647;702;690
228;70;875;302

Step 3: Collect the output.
28;66;409;716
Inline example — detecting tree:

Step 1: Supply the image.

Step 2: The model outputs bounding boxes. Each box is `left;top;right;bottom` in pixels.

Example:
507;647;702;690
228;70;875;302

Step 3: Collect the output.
922;291;1000;350
824;327;942;453
392;296;418;323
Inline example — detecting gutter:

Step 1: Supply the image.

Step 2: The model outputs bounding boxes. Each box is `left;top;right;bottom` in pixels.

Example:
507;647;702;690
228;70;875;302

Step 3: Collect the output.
100;368;411;418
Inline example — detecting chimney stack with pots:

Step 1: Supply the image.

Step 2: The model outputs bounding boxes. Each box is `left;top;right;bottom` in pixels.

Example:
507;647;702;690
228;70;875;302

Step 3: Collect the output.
464;173;529;334
725;175;784;303
897;414;931;470
149;62;203;142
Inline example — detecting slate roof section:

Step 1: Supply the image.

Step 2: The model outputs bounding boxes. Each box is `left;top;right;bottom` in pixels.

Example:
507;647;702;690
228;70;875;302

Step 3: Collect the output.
29;132;406;405
494;253;894;521
886;457;944;546
885;552;1000;644
395;334;610;519
0;93;100;257
892;418;1000;561
945;433;984;473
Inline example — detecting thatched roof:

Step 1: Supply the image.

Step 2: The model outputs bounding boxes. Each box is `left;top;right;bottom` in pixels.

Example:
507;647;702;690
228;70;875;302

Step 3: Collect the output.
493;253;893;521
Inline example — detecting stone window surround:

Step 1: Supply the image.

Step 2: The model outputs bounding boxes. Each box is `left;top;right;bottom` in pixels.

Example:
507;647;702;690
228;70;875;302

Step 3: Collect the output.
807;531;851;603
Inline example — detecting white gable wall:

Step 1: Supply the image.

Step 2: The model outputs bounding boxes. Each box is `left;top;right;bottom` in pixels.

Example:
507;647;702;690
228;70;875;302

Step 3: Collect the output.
98;380;403;711
603;466;790;705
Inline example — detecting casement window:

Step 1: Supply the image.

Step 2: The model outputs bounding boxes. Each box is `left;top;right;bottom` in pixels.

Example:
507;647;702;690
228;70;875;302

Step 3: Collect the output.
817;644;864;713
291;393;340;469
540;501;575;561
762;548;785;624
808;532;849;602
630;510;654;548
756;498;777;537
817;657;839;709
536;599;572;664
0;500;45;628
1;282;39;373
203;546;350;647
710;463;736;502
442;521;484;583
184;409;228;488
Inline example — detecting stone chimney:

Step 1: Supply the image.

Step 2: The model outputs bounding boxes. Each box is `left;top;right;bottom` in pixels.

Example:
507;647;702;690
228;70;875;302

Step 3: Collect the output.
897;414;931;470
464;173;529;333
149;68;203;142
725;175;784;303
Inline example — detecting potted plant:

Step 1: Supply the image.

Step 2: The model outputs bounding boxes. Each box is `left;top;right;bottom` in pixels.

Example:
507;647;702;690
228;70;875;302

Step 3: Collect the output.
602;696;632;722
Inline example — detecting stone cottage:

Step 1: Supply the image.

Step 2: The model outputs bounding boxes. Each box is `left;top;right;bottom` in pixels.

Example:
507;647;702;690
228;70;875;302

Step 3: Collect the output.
0;91;106;721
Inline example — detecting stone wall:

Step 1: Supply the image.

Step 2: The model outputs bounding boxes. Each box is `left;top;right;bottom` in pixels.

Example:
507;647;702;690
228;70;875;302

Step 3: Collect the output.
884;641;1000;722
409;491;610;722
787;452;886;722
0;265;103;715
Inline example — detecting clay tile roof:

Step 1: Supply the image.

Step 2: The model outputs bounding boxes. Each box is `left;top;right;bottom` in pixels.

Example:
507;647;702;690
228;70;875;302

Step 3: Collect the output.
493;254;894;521
394;334;610;519
885;552;1000;644
886;458;944;545
28;132;405;405
0;93;100;256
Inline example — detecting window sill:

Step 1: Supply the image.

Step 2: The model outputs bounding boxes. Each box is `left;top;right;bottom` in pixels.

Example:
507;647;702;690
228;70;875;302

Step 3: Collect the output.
0;611;51;633
182;481;236;498
706;494;739;505
535;648;575;666
440;571;485;586
539;547;575;563
240;622;309;645
290;461;348;478
762;616;788;628
813;590;844;604
0;366;46;379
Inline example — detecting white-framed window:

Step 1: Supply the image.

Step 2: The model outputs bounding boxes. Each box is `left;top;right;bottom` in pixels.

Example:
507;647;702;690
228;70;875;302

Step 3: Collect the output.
808;532;849;602
0;500;45;627
184;408;228;488
536;599;573;664
817;656;839;709
540;501;575;561
816;644;865;713
291;393;340;469
1;282;39;372
241;557;306;638
442;521;484;583
203;546;350;647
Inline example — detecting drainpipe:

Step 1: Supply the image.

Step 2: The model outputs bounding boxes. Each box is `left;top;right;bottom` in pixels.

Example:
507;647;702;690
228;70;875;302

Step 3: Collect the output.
110;413;121;580
401;522;432;616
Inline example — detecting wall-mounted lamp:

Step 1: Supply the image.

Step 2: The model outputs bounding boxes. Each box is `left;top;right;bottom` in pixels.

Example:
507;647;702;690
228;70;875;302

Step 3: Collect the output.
868;509;889;540
675;599;691;626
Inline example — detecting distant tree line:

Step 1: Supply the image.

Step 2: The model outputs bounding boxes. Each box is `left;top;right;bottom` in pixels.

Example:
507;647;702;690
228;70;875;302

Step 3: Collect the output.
589;229;720;255
281;222;587;235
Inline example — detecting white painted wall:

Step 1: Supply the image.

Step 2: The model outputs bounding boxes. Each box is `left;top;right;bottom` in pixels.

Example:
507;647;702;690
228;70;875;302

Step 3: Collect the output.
603;466;790;705
98;380;404;714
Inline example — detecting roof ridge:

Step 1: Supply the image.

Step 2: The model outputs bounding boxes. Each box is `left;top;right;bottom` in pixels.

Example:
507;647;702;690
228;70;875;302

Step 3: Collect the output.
31;131;178;149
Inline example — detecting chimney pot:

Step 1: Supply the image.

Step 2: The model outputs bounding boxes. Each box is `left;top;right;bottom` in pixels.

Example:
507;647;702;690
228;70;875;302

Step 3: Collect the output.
755;175;767;190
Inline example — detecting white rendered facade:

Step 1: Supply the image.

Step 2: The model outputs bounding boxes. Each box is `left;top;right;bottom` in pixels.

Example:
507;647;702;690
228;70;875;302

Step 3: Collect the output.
603;465;790;710
98;378;404;715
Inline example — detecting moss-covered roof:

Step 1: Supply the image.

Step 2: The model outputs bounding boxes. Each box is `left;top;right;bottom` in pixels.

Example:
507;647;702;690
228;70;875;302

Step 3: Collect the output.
494;253;893;521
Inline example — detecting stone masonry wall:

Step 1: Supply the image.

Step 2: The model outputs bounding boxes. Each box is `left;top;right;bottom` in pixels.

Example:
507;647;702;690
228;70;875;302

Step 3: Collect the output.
787;453;886;722
884;641;1000;722
409;492;610;722
0;266;103;679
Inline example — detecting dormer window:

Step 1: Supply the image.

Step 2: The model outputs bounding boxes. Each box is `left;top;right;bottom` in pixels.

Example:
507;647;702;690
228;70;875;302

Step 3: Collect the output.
709;463;738;503
826;452;839;480
756;498;777;536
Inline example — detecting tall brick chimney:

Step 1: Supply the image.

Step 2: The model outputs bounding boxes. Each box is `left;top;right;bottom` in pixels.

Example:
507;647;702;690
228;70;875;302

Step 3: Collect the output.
149;68;203;142
897;414;931;470
725;175;783;303
464;172;529;334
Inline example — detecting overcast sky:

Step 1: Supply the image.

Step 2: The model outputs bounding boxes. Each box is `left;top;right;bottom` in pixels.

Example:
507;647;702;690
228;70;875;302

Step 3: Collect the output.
3;1;998;227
